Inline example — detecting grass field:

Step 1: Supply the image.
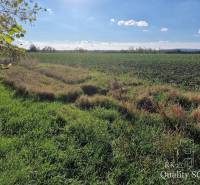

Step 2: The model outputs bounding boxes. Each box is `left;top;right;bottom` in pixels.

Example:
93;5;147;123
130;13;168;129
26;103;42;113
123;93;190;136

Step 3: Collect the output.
32;53;200;90
1;52;200;184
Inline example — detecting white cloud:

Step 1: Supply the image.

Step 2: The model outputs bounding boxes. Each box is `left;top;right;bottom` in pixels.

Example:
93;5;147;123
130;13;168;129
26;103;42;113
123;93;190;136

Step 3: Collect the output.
117;19;149;27
142;29;149;32
16;39;200;50
198;29;200;34
110;18;115;23
160;27;169;32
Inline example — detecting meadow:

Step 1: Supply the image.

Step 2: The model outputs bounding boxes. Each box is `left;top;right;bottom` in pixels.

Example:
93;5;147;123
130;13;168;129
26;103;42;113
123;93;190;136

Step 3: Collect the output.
1;52;200;185
33;52;200;90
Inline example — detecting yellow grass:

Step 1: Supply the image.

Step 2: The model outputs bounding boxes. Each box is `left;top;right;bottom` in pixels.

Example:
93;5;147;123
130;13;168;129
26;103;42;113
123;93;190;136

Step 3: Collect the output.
1;64;88;101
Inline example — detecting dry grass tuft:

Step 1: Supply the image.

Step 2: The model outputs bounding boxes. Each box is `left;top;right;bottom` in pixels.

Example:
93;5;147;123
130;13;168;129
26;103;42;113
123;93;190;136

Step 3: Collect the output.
191;108;200;124
170;104;186;119
117;102;137;120
59;88;83;103
76;95;117;109
1;64;93;102
186;92;200;106
108;80;129;101
109;80;123;90
136;95;158;113
34;90;55;101
167;91;192;110
160;104;187;132
38;64;90;84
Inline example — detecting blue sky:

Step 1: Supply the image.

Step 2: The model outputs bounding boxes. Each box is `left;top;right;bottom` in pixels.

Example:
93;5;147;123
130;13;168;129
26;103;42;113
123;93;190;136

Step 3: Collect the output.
20;0;200;50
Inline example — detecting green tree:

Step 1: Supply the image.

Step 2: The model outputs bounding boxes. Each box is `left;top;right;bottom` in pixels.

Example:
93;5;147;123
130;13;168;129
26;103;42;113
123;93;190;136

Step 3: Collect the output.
0;0;43;62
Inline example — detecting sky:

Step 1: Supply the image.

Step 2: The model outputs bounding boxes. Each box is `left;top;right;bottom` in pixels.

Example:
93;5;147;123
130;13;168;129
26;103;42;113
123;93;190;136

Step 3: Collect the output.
19;0;200;50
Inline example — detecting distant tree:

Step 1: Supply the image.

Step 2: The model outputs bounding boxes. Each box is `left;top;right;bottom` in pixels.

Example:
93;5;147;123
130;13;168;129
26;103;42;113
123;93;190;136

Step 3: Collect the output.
75;47;87;53
42;46;56;52
0;0;43;62
29;44;38;52
129;47;135;53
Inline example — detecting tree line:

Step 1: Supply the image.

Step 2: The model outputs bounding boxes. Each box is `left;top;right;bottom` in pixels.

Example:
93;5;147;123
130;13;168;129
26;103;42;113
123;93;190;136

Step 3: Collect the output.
28;44;200;54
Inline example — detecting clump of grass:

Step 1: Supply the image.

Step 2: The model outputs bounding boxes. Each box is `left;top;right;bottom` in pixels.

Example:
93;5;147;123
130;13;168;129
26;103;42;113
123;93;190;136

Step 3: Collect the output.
1;65;88;102
108;80;129;101
109;80;123;90
108;88;129;101
160;104;188;131
91;107;120;122
15;84;28;96
19;57;38;69
155;132;185;161
37;91;55;101
136;95;158;113
190;95;200;105
117;102;137;120
38;64;90;84
76;95;137;120
191;108;200;124
170;104;186;120
59;88;83;103
167;90;192;110
81;84;100;96
76;95;118;109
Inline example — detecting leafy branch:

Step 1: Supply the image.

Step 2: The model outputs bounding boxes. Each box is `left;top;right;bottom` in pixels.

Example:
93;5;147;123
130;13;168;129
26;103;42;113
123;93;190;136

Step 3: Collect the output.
0;0;43;62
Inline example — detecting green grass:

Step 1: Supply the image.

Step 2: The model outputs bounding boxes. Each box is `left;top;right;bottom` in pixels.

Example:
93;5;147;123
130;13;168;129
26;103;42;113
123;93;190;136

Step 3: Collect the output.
1;52;200;184
0;83;162;185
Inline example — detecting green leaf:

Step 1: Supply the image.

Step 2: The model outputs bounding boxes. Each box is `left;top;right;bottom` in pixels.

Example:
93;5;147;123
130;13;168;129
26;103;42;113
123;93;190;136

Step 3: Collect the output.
4;35;14;44
8;30;15;36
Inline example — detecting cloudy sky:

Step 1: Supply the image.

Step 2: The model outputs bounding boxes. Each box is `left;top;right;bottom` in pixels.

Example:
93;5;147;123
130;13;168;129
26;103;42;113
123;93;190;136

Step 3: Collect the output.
20;0;200;50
